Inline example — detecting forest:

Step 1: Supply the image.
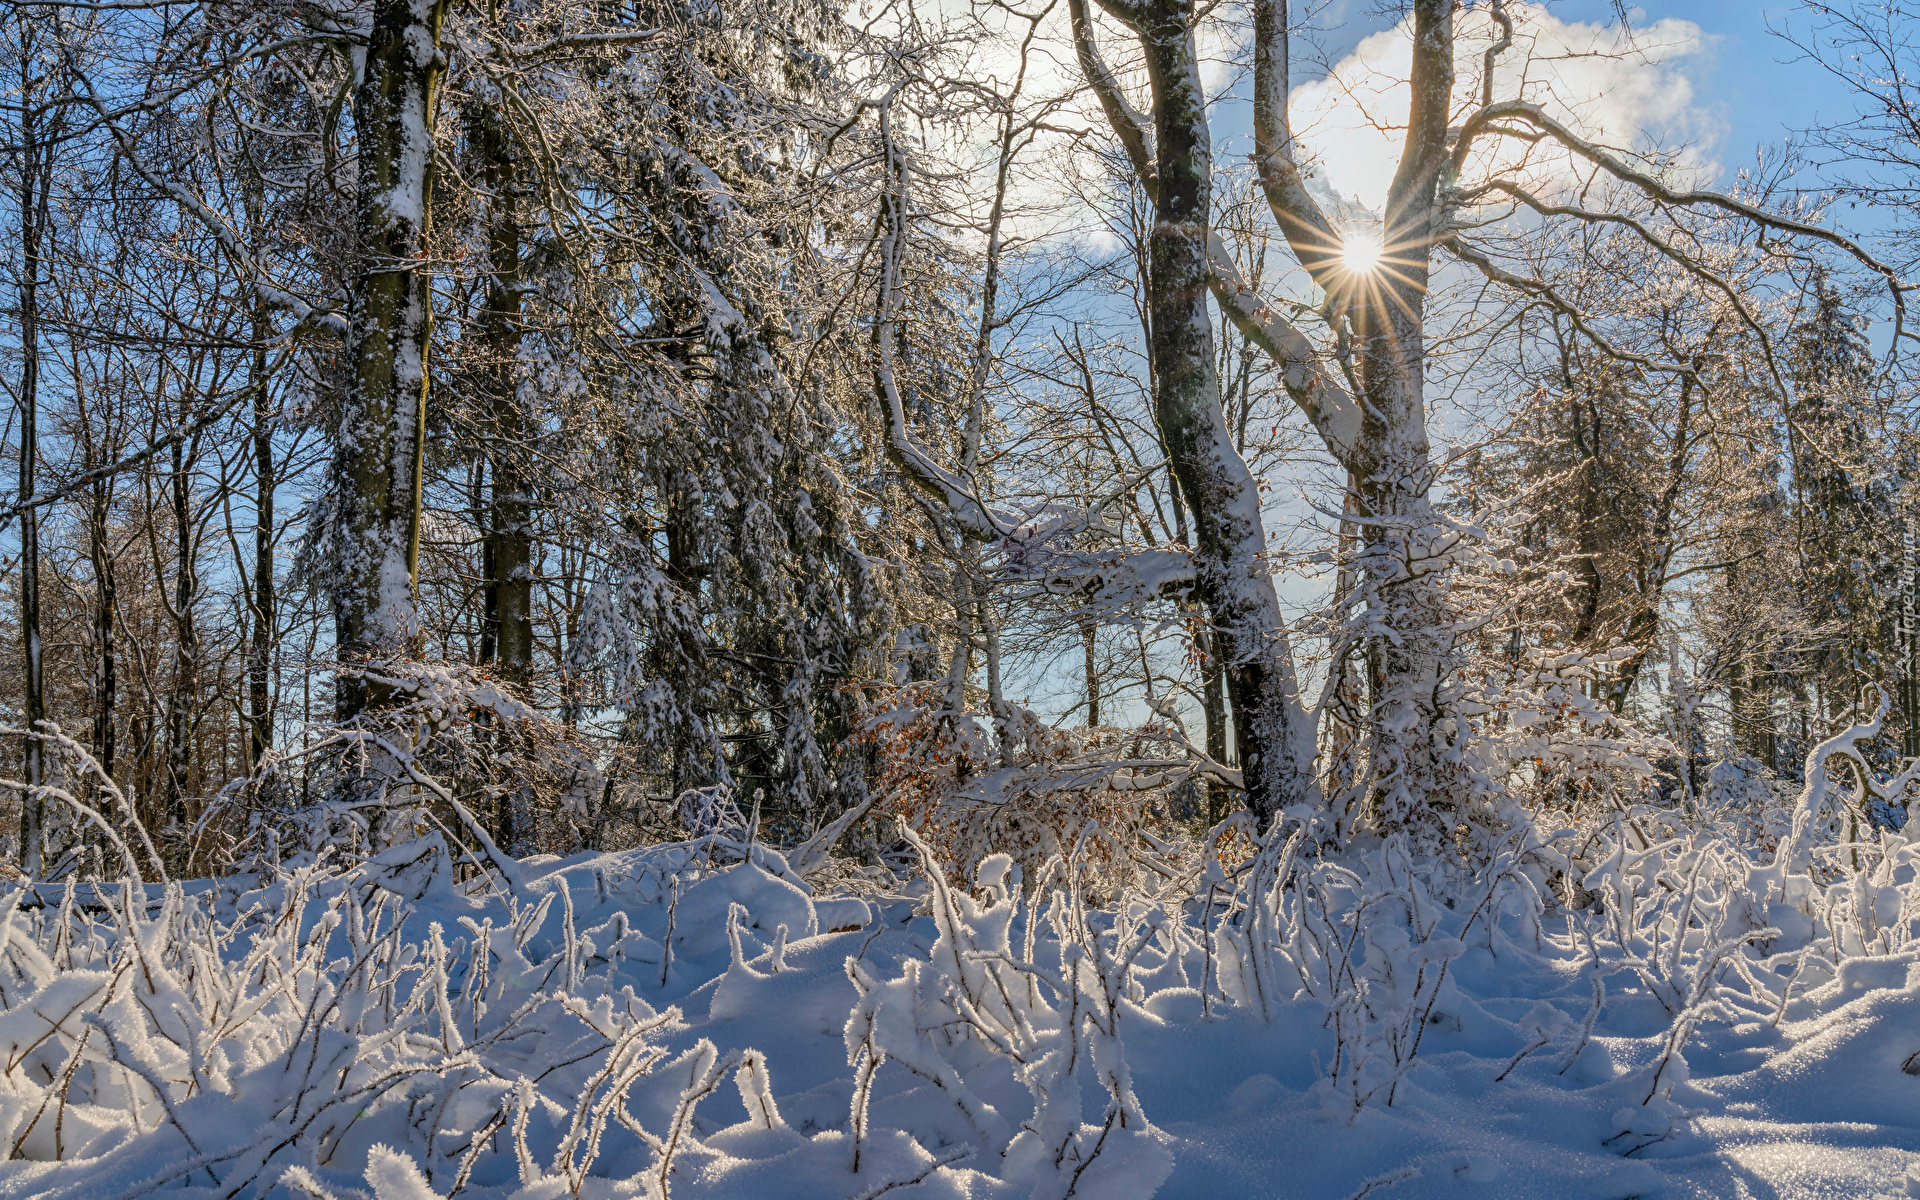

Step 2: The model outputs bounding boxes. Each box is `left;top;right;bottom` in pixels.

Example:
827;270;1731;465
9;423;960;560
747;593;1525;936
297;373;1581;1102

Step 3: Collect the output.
3;0;1920;1196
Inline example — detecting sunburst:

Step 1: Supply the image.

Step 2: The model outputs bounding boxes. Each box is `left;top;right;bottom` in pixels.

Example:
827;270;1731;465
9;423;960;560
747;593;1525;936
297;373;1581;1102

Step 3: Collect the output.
1341;230;1384;275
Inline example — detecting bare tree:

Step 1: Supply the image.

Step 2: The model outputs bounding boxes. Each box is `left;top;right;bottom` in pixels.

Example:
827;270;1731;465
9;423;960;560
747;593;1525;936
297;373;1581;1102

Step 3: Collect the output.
1052;0;1904;838
4;14;64;872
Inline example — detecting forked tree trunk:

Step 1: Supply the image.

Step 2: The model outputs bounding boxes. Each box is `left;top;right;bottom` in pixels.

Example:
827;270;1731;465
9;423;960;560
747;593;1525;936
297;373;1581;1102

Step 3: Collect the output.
1339;0;1456;826
1071;0;1318;828
334;0;451;718
1069;0;1512;833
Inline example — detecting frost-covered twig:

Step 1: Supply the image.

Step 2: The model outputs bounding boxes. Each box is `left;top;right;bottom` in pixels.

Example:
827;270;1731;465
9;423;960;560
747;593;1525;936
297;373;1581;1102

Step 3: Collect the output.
849;1144;974;1199
1340;1164;1421;1200
1558;972;1604;1075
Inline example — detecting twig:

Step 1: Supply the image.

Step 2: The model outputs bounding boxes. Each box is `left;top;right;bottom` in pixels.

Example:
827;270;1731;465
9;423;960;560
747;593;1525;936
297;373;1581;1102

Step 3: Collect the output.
848;1144;973;1199
1341;1165;1421;1200
1558;972;1605;1074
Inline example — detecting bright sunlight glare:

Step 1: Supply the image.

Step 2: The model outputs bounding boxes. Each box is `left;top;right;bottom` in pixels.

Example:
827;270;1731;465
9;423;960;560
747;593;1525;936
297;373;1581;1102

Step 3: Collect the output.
1341;231;1384;274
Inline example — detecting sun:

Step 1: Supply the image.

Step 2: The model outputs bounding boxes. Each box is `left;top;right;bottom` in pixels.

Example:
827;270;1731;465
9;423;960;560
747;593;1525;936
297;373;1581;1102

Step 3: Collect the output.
1341;231;1384;275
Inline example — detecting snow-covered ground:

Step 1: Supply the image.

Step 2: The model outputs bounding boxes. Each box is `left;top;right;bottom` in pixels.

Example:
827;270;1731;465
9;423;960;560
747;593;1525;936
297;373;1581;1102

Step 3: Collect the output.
1;822;1917;1200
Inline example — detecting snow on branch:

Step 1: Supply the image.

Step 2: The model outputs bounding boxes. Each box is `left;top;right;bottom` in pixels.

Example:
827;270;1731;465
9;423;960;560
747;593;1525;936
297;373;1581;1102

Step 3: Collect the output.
1777;687;1920;873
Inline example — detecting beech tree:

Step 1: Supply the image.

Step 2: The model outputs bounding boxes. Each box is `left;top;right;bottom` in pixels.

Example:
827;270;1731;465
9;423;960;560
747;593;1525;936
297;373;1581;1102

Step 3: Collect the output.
1028;0;1909;840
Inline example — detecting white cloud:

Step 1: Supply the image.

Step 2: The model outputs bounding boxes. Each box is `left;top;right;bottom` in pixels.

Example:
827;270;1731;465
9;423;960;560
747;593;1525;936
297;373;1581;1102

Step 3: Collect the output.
1288;4;1723;216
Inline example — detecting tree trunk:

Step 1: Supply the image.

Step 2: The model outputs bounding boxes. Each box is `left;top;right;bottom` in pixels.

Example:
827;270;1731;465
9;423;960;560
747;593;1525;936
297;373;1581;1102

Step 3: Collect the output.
249;304;274;767
1069;0;1317;828
473;101;534;687
1140;0;1314;829
333;0;450;718
475;460;496;664
1904;519;1920;757
1602;375;1695;713
467;98;534;849
88;475;115;785
1083;623;1100;727
14;43;48;874
165;426;198;832
1200;621;1230;824
1338;0;1456;827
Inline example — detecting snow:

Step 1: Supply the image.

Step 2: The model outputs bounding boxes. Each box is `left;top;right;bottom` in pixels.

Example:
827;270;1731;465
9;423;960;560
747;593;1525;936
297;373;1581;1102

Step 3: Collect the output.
5;819;1920;1199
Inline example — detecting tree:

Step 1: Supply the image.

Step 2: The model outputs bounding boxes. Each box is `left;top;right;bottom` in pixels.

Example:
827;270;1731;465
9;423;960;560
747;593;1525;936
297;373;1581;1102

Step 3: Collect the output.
1788;278;1897;721
329;0;453;720
1044;0;1905;842
3;13;64;873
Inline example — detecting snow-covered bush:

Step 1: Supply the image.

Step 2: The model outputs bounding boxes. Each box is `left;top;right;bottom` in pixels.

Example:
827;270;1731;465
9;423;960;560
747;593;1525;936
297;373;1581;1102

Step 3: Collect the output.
0;829;969;1200
845;825;1172;1199
860;681;1204;897
175;660;621;876
1699;755;1789;856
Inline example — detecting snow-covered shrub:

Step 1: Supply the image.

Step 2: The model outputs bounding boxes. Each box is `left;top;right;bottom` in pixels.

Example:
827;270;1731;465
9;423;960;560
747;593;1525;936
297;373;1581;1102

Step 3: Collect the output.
1199;818;1566;1118
845;825;1172;1198
192;660;608;872
677;784;747;840
1773;691;1920;874
10;692;1920;1197
1571;832;1777;1154
0;828;974;1200
1699;755;1789;856
860;681;1201;897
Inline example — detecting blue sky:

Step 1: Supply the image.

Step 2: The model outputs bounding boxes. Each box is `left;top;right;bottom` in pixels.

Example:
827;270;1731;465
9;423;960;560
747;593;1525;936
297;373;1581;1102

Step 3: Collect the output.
1599;1;1858;179
1308;2;1861;189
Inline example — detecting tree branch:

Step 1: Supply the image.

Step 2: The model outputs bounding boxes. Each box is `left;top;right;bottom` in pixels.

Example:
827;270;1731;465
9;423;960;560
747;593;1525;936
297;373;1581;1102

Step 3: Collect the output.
1069;0;1156;201
75;68;349;338
1249;0;1340;289
0;357;295;539
1207;234;1362;464
1442;237;1696;377
1465;179;1790;390
872;96;1006;542
1452;100;1909;350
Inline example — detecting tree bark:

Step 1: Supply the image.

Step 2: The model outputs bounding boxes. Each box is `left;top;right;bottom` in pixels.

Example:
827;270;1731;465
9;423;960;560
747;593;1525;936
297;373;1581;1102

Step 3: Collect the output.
1241;0;1466;828
228;156;276;769
333;0;451;718
472;100;534;688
